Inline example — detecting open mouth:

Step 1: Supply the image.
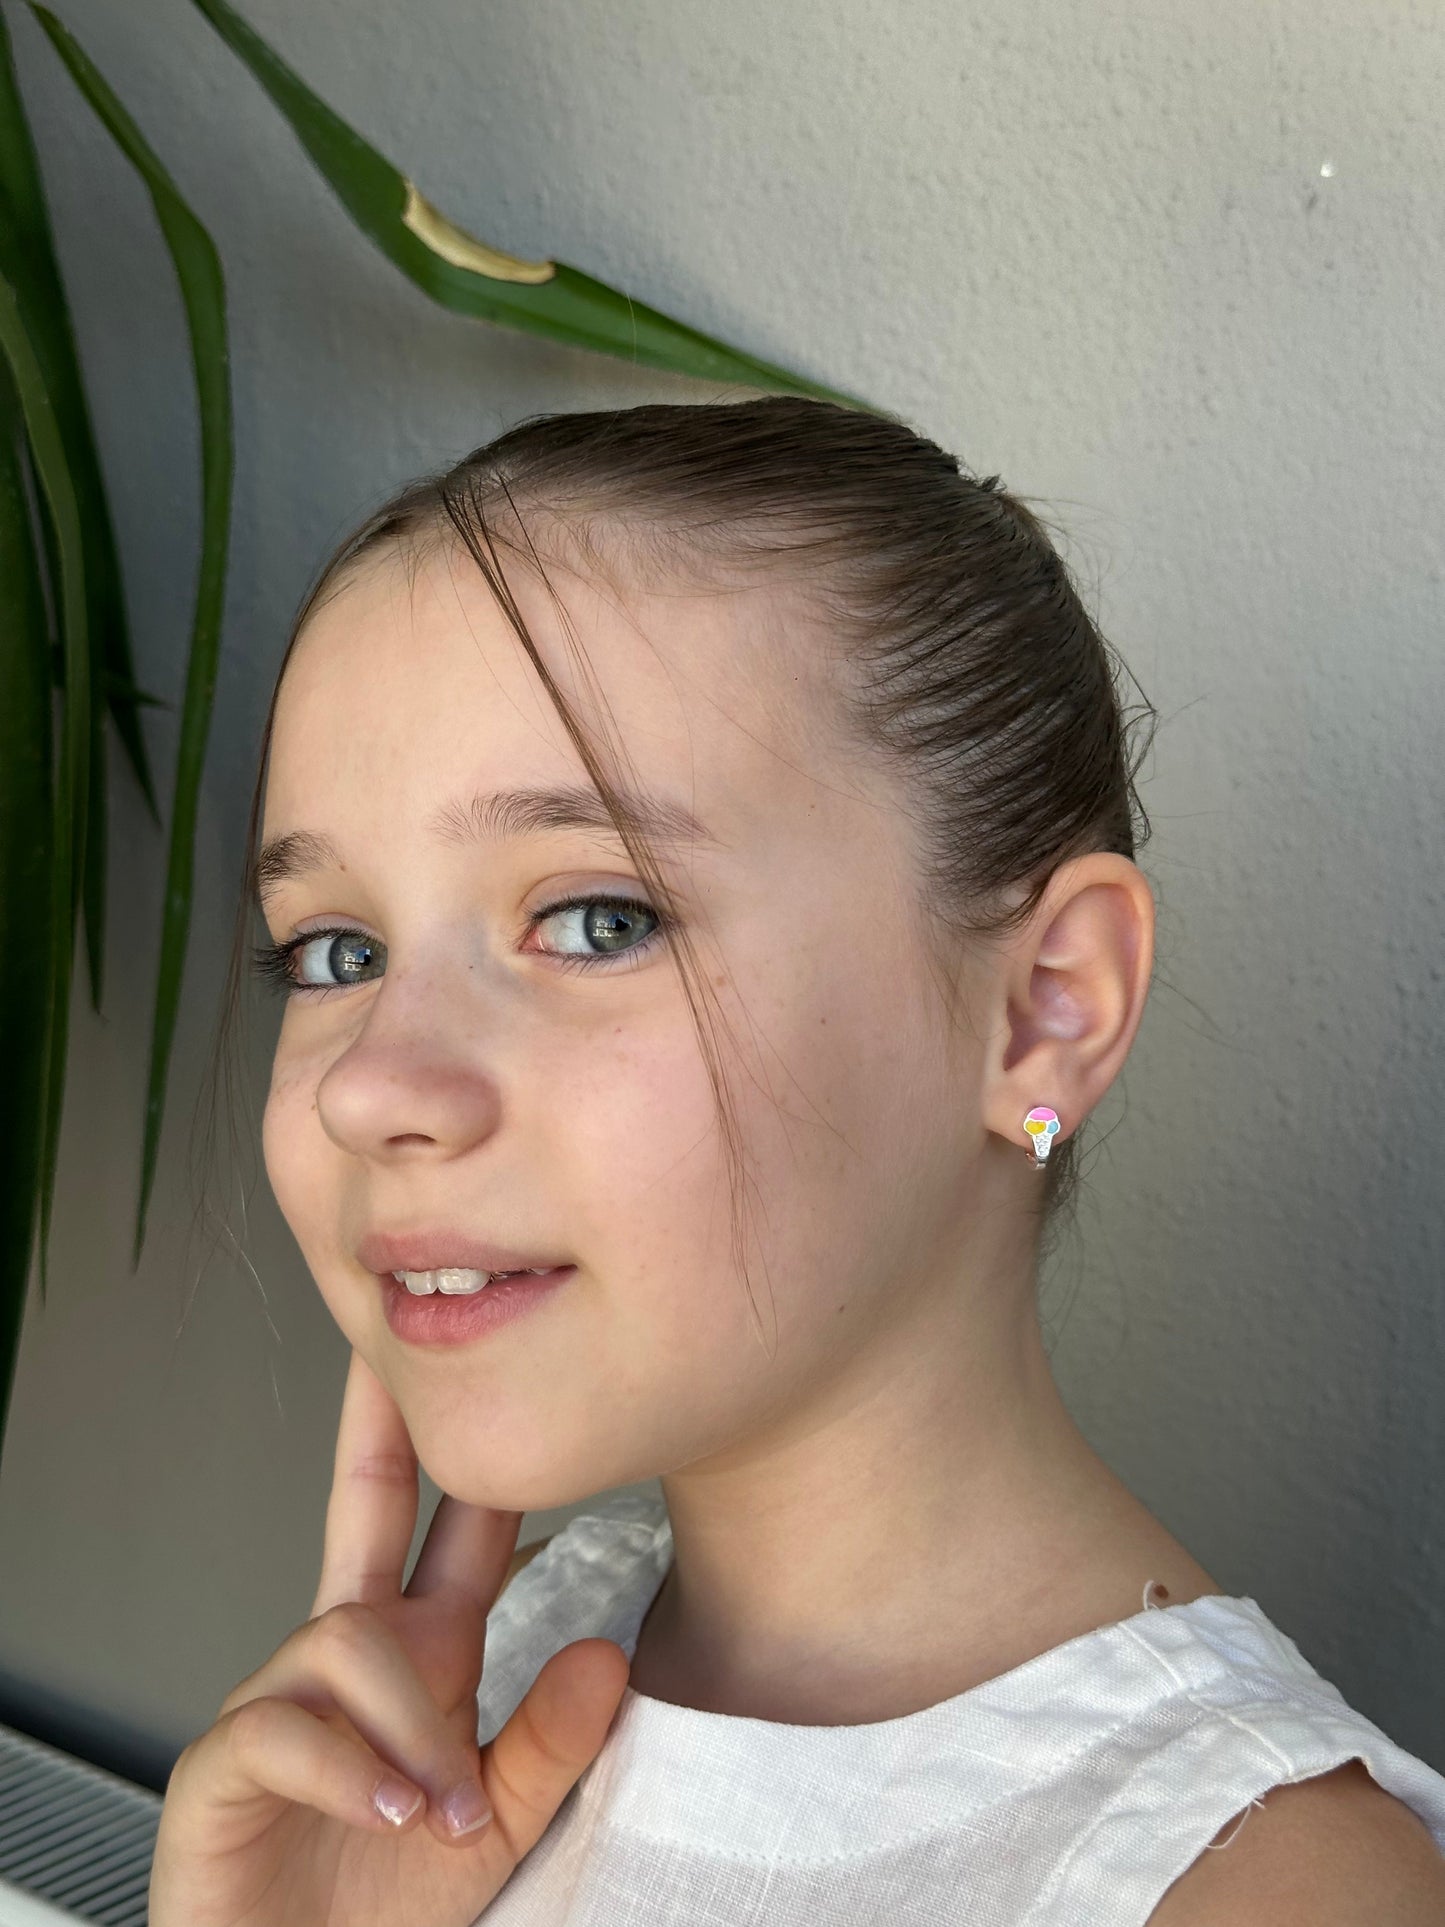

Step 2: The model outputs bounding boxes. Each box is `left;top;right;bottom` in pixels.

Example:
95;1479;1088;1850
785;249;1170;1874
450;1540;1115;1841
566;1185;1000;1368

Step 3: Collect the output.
390;1265;570;1296
379;1264;578;1345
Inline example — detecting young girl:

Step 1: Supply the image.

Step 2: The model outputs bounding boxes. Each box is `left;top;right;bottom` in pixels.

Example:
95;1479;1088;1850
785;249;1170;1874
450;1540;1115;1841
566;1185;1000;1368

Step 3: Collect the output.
151;397;1445;1925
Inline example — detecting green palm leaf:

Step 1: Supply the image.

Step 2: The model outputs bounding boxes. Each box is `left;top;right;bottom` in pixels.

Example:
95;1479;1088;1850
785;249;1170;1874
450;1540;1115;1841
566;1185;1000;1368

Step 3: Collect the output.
0;3;162;1019
0;325;56;1453
0;273;90;1324
27;5;235;1271
186;0;875;408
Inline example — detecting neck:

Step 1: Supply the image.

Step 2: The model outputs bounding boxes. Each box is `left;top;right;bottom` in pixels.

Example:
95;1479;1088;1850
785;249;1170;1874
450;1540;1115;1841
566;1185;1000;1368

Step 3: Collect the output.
630;1293;1222;1726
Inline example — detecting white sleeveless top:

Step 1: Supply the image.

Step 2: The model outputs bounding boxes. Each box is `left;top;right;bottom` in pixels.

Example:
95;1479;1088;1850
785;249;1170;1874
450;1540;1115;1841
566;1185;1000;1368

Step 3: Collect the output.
473;1490;1445;1925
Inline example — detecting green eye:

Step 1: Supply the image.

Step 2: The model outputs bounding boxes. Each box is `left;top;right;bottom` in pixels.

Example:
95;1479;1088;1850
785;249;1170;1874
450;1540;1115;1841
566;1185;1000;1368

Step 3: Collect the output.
298;931;384;985
531;894;663;972
249;894;668;999
250;926;385;997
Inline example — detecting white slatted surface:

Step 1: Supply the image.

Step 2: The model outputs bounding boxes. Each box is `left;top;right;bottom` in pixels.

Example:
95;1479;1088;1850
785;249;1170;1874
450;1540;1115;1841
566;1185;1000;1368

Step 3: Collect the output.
0;1724;161;1926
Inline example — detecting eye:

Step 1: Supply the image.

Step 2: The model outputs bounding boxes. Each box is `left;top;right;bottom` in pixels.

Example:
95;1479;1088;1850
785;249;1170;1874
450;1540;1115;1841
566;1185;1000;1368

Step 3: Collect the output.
250;926;385;998
248;893;666;999
529;893;665;974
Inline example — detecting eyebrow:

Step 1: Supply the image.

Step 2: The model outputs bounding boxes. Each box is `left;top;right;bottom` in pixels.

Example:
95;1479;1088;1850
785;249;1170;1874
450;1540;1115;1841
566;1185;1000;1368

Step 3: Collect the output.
254;781;720;908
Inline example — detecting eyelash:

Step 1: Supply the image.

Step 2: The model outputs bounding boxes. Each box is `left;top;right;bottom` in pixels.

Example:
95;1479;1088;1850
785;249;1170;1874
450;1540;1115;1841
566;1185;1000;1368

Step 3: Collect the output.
250;892;667;1000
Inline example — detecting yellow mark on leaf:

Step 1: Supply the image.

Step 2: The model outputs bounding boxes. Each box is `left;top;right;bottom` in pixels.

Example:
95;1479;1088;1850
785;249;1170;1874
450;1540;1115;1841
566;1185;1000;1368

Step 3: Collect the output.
401;182;557;283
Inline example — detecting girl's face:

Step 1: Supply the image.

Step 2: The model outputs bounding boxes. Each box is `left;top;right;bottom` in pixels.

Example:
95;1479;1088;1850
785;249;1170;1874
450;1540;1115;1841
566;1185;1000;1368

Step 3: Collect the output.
259;537;997;1510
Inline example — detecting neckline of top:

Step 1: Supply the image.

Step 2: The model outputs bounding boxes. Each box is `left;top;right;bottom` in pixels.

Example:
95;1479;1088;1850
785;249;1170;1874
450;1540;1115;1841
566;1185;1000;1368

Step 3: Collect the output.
550;1491;1288;1741
532;1494;1313;1855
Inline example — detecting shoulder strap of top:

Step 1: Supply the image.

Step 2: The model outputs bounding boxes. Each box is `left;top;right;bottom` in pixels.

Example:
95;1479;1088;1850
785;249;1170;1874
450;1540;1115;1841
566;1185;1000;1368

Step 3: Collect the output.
1036;1595;1445;1923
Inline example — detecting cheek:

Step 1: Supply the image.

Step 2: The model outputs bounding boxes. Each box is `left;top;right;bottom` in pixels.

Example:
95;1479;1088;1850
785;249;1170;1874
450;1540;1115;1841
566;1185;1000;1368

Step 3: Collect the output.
261;1049;325;1233
569;1032;716;1230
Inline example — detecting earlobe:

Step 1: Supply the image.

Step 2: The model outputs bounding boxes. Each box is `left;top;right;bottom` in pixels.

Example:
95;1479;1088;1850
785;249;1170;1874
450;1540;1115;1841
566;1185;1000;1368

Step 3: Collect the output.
987;854;1155;1154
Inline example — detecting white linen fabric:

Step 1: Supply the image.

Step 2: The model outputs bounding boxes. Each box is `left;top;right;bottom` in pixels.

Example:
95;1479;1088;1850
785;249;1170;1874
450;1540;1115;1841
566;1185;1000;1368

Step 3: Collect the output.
473;1490;1445;1924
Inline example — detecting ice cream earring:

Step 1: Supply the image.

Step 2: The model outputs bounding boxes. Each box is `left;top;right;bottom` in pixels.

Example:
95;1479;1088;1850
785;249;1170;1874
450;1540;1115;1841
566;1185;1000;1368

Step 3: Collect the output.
1023;1106;1061;1171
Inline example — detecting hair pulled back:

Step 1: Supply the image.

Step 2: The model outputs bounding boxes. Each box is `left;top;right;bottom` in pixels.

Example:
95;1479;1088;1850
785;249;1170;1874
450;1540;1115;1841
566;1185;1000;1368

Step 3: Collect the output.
203;396;1156;1348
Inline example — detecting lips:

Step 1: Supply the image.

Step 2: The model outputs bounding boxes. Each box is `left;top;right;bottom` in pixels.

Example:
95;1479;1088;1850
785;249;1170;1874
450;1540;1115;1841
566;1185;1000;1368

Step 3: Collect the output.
357;1230;573;1276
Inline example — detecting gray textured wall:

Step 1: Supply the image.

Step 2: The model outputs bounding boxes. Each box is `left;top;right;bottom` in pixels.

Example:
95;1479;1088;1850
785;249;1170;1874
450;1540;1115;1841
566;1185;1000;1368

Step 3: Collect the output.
2;0;1441;1795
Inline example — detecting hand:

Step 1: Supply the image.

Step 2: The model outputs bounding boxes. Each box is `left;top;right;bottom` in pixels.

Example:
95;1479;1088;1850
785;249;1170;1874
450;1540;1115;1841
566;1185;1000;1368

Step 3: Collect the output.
149;1347;630;1926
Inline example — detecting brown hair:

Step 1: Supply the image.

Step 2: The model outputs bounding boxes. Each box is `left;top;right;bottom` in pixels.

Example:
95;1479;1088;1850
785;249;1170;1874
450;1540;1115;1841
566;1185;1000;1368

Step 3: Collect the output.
194;395;1156;1350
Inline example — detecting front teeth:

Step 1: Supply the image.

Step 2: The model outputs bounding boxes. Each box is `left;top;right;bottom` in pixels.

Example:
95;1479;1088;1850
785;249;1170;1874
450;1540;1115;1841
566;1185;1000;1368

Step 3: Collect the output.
393;1267;551;1296
397;1268;491;1296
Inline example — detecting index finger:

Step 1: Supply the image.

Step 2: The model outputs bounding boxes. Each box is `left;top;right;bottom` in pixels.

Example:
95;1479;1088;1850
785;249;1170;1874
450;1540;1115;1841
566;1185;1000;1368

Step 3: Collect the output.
310;1348;420;1618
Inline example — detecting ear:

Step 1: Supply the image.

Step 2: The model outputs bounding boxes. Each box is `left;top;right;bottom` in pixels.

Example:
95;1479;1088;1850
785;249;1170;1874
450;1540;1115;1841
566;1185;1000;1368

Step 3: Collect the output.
981;854;1155;1162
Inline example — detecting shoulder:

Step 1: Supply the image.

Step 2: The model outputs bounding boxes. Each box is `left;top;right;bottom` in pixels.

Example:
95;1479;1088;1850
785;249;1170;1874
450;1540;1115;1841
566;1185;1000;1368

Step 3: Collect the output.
1146;1759;1445;1926
502;1533;554;1589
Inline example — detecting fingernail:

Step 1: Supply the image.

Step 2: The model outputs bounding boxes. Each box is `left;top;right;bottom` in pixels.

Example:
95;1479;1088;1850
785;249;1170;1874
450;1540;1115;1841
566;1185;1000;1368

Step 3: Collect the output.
443;1778;493;1836
373;1777;424;1826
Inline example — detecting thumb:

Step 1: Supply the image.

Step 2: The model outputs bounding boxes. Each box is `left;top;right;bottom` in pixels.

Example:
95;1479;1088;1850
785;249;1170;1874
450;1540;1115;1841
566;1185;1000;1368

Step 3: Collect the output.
480;1639;632;1862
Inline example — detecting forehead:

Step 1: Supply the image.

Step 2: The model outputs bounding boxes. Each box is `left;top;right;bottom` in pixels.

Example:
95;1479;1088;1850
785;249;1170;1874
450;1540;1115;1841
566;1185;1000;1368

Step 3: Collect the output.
265;534;875;845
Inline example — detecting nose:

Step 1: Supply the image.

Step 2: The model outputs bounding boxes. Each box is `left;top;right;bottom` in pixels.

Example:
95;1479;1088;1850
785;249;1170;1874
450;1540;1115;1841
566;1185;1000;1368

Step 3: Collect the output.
315;973;502;1163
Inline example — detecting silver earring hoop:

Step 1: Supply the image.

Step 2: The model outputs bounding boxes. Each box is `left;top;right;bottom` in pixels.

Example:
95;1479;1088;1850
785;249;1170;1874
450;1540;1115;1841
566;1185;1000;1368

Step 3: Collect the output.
1023;1106;1061;1171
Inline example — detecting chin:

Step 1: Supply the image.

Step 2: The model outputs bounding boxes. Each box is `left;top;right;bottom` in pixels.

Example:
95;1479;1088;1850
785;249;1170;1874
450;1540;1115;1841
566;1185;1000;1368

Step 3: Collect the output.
407;1436;586;1516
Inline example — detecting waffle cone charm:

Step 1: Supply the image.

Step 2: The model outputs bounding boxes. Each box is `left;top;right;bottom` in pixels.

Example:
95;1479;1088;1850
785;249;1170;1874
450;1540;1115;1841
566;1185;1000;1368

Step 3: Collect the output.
1023;1107;1061;1171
